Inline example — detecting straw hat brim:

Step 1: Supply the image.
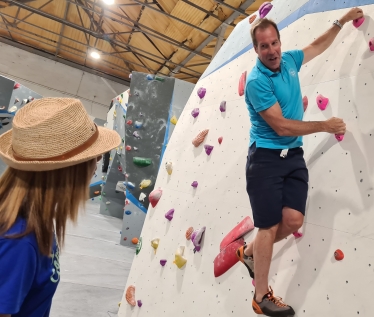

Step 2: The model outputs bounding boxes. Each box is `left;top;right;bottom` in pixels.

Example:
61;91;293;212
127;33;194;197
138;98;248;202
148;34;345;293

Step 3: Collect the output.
0;126;121;172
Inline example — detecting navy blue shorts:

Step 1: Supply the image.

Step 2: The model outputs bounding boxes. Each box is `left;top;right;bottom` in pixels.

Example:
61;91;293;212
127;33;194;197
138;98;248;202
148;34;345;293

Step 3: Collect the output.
246;143;309;228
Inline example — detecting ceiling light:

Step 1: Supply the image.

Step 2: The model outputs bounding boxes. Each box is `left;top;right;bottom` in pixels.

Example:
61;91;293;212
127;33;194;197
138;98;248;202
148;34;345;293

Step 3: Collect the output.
90;51;100;59
102;0;114;4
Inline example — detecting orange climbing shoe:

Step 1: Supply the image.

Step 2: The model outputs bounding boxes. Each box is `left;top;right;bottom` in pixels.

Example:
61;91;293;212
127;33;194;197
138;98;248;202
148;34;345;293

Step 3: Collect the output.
236;242;254;279
252;286;295;317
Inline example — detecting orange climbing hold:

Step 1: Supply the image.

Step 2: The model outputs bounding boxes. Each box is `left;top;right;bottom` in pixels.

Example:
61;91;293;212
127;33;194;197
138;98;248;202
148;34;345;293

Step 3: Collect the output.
192;129;209;147
132;237;139;244
249;14;256;24
186;227;194;240
238;71;247;96
94;191;100;195
126;285;136;306
334;249;344;261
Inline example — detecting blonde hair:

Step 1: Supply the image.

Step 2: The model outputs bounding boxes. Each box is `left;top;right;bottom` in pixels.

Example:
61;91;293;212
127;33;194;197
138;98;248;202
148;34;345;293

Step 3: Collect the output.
0;159;96;256
251;18;280;47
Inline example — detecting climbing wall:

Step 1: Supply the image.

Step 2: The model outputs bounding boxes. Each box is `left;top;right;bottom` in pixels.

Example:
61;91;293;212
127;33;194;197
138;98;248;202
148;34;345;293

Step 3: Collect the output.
119;0;374;316
0;75;42;175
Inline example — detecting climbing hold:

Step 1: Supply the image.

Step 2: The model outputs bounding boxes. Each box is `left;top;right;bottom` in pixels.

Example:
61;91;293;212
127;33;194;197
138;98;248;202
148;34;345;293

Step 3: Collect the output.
113;110;117;118
192;129;209;147
151;238;160;253
218;137;223;144
139;179;152;189
126;145;132;151
106;201;111;205
292;231;303;238
127;120;133;125
126;227;129;230
137;300;142;308
139;112;144;116
191;227;206;253
249;14;257;24
165;161;173;175
160;259;167;266
8;106;17;113
191;108;200;118
165;208;174;221
170;115;178;125
197;87;206;99
129;74;132;79
219;101;226;112
125;210;132;215
134;121;143;129
94;191;100;195
133;131;141;138
316;94;329;110
139;192;146;201
136;237;142;254
125;181;135;190
334;249;344;261
369;38;374;51
149;188;162;207
134;147;138;151
155;76;165;82
125;200;130;205
191;181;198;188
174;246;187;269
335;134;344;142
22;99;27;104
134;91;139;96
125;285;136;306
14;83;21;89
353;17;365;28
302;96;308;112
131;237;139;245
146;74;154;80
118;166;122;172
259;2;273;18
186;227;194;240
204;144;214;155
238;71;247;96
252;280;255;287
123;237;127;241
14;98;19;104
133;157;152;167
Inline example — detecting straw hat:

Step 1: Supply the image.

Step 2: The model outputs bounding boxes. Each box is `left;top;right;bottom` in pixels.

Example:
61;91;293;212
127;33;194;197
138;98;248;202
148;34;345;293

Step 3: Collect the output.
0;97;121;171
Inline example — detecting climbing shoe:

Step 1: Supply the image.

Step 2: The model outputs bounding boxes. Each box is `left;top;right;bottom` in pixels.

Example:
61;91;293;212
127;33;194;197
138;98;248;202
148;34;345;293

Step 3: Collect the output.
252;286;295;317
236;242;254;279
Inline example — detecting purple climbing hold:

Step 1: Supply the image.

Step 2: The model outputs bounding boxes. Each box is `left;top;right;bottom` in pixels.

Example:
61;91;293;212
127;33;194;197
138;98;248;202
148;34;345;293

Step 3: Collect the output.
191;226;206;253
259;2;273;18
137;300;142;307
219;101;226;112
191;108;200;118
197;87;206;99
204;144;214;156
369;38;374;51
133;131;141;138
160;259;167;266
165;208;174;221
191;181;198;188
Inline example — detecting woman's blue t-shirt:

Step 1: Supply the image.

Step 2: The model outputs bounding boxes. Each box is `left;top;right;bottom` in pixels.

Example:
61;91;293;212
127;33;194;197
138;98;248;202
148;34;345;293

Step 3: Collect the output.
0;218;60;316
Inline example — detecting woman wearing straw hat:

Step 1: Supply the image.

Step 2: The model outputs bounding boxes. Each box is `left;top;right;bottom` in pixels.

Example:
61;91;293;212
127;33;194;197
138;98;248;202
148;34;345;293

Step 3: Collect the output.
0;98;121;317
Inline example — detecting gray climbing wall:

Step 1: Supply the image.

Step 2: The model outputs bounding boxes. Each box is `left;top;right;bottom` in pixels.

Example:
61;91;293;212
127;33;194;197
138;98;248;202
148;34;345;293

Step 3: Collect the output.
0;75;42;176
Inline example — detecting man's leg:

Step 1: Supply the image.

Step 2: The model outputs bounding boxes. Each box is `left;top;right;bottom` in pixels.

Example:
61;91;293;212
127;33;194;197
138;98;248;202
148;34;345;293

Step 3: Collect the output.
244;207;304;258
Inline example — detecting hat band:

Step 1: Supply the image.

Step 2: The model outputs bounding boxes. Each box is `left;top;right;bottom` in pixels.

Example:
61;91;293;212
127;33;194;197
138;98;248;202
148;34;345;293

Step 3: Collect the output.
12;124;99;162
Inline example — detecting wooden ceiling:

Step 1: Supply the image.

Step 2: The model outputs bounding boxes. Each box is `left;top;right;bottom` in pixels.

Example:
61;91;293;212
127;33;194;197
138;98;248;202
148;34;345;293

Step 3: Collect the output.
0;0;269;84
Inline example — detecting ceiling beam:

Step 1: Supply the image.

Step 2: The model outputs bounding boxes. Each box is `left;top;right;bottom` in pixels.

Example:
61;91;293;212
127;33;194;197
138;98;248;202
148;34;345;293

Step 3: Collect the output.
170;0;254;76
213;0;249;17
14;0;53;26
55;0;70;56
2;0;202;76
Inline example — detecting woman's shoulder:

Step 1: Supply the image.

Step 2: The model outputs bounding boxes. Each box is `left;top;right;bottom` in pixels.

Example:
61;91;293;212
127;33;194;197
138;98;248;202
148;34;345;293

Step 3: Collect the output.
0;218;37;249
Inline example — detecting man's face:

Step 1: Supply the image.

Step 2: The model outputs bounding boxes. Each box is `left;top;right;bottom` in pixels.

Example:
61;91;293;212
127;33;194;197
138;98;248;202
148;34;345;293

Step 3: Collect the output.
254;25;281;72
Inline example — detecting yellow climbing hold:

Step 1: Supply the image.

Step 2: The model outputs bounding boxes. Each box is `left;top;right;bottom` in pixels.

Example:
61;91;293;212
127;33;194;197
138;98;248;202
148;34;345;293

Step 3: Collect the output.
113;110;117;117
170;115;178;125
139;179;152;189
165;162;173;175
151;238;160;253
173;246;187;269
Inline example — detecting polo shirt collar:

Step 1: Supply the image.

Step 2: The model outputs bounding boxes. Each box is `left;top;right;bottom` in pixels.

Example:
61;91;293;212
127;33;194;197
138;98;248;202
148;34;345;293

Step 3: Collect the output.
256;57;285;76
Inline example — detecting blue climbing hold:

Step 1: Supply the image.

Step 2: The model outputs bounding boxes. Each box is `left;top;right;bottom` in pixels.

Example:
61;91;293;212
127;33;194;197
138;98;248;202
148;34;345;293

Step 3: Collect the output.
146;74;154;80
125;210;132;215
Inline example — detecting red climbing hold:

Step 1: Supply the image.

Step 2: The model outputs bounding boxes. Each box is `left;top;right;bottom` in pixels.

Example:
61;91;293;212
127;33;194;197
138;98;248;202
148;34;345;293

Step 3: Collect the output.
334;249;344;261
302;96;308;112
149;188;162;207
218;137;223;144
126;120;133;125
123;237;127;241
353;17;365;28
118;166;122;172
220;216;254;251
316;94;329;110
369;38;374;51
14;83;21;89
126;145;132;151
238;71;247;96
292;231;303;238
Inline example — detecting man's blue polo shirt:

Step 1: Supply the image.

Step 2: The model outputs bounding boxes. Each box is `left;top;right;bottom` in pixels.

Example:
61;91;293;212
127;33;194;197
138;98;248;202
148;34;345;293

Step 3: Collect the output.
245;49;304;149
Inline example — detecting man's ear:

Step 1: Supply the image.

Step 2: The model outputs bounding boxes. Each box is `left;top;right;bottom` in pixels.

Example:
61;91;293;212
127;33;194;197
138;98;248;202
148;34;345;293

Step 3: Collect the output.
254;45;258;54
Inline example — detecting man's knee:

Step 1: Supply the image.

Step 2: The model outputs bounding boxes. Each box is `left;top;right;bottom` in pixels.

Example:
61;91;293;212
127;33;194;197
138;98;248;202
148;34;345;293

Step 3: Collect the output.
282;207;304;231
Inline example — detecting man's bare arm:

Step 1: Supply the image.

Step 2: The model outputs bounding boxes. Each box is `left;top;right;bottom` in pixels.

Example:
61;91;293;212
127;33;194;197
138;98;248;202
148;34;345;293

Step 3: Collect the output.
302;7;364;64
259;102;346;137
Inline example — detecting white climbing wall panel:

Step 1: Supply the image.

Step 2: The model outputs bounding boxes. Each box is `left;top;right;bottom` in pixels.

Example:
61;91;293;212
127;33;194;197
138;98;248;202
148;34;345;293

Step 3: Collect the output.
119;2;374;317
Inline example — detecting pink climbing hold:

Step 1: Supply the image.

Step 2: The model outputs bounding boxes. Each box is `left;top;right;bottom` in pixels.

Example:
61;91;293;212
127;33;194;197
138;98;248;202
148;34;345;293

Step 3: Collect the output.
149;188;162;207
219;101;226;112
292;231;303;238
369;38;374;51
137;300;142;308
204;144;214;155
191;108;200;118
160;259;167;266
218;137;223;144
353;17;365;28
316;94;329;110
197;87;206;99
13;83;21;89
302;96;308;112
335;134;344;142
259;2;273;19
191;181;198;188
252;279;255;287
165;208;174;221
